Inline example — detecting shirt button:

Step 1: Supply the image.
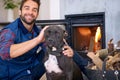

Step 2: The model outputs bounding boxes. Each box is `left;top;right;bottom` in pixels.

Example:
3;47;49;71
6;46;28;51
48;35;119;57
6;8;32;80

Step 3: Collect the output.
27;70;31;74
29;36;32;39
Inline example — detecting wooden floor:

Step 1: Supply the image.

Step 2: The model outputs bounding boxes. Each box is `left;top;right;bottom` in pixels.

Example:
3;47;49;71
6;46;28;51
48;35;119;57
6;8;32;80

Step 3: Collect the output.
40;73;46;80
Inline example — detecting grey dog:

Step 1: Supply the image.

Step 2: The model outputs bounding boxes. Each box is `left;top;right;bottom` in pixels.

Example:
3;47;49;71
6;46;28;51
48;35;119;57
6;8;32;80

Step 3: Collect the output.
43;25;83;80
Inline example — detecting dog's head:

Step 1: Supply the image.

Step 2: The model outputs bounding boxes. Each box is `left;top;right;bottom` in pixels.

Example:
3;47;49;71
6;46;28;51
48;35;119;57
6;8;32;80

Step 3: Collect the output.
44;25;67;56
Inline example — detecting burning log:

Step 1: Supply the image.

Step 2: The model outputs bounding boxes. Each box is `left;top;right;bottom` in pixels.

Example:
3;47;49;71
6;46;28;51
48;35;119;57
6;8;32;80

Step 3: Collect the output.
87;52;103;70
106;52;120;70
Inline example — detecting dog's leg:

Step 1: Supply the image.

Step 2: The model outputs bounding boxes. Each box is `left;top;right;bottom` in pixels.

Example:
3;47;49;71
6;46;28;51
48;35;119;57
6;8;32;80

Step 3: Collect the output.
58;56;74;80
44;47;51;61
66;71;73;80
66;61;73;80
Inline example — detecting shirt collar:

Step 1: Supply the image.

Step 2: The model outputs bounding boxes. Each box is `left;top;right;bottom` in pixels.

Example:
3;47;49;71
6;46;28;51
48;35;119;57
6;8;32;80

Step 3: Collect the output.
18;18;39;34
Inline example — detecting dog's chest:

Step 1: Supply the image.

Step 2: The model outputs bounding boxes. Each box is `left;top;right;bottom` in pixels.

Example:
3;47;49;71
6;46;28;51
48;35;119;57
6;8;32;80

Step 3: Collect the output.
44;54;62;73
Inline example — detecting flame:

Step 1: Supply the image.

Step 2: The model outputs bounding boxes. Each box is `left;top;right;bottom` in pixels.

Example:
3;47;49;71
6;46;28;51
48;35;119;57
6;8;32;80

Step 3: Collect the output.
95;27;101;43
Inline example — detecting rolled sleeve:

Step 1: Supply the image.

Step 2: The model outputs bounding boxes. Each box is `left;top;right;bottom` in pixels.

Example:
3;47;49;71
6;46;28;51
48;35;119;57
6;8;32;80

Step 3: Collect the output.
0;29;15;60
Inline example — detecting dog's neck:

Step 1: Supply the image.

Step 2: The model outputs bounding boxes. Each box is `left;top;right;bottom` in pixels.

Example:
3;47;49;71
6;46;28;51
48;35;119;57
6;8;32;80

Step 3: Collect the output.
47;41;65;56
50;47;65;56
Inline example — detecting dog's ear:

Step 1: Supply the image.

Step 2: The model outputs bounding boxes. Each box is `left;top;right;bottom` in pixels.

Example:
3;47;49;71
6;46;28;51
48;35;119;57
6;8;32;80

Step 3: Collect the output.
64;30;68;39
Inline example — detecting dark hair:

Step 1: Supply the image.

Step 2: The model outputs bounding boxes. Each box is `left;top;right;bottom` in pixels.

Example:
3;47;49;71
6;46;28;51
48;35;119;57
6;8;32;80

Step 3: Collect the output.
19;0;40;12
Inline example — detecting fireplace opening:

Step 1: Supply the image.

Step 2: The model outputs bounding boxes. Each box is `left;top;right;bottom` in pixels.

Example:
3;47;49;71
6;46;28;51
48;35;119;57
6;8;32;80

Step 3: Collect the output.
72;25;102;52
65;12;106;56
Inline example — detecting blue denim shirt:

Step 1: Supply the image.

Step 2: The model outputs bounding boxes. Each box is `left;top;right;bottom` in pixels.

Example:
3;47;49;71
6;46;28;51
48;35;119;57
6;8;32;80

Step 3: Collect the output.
0;18;45;79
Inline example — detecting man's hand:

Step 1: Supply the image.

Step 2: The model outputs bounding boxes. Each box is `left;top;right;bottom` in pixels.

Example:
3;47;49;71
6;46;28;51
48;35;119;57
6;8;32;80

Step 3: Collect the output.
37;26;49;43
63;45;74;57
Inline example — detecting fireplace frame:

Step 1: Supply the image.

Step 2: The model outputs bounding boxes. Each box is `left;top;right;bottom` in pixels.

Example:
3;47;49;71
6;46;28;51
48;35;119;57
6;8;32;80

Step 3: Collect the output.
65;12;106;51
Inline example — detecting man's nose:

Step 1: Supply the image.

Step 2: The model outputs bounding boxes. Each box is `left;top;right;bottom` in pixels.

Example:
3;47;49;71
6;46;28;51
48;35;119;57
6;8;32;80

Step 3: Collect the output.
28;9;34;14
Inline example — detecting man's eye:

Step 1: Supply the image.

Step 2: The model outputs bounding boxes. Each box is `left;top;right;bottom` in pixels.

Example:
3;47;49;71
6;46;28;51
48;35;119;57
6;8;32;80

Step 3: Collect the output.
33;9;37;12
24;6;29;10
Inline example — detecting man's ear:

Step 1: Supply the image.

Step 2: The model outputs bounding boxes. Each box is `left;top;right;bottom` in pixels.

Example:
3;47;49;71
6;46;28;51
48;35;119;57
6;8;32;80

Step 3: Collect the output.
19;10;21;16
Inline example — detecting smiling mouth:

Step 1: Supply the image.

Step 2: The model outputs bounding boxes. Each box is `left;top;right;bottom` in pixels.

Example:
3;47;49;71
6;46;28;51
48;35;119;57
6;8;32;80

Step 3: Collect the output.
26;15;33;20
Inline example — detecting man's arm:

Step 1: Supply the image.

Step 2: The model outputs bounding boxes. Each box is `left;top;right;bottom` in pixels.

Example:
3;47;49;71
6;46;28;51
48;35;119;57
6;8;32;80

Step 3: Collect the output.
10;26;48;58
62;42;88;72
10;37;41;58
73;52;88;73
0;26;48;60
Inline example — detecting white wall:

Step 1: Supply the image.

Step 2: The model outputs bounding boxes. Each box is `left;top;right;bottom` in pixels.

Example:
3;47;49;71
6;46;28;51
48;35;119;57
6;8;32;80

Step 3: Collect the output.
37;0;50;20
49;0;60;19
0;0;8;22
38;0;60;20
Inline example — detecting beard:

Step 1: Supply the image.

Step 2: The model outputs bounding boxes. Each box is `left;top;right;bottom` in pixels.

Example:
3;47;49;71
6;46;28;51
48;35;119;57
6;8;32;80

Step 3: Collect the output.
20;14;36;25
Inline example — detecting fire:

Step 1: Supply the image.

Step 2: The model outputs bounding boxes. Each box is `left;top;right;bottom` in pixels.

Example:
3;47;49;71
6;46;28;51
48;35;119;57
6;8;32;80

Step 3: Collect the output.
94;27;101;52
95;27;101;43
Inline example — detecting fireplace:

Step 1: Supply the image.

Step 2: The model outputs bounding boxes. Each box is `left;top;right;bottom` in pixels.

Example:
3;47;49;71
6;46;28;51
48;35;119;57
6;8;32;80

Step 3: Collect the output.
36;12;106;55
65;12;106;53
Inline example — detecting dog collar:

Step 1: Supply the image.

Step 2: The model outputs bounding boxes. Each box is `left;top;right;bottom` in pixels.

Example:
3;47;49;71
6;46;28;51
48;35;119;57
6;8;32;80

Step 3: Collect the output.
50;47;64;56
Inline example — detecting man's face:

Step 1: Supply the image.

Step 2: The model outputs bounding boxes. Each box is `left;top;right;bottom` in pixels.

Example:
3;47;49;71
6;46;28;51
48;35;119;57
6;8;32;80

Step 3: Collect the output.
19;0;39;25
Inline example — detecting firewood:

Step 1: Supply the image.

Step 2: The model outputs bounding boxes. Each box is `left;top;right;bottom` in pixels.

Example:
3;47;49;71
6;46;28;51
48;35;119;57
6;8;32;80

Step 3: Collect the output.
87;52;103;70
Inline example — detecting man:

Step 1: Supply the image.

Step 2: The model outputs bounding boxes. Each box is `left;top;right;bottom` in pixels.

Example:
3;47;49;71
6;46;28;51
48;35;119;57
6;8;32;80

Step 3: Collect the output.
0;0;88;80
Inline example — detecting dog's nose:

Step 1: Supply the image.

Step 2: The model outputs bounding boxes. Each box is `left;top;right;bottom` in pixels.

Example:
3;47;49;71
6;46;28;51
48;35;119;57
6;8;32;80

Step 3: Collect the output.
48;38;54;42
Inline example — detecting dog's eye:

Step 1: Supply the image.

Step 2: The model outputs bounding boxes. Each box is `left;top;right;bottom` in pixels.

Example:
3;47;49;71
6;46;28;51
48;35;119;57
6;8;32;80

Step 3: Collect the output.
48;30;51;33
55;31;58;34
